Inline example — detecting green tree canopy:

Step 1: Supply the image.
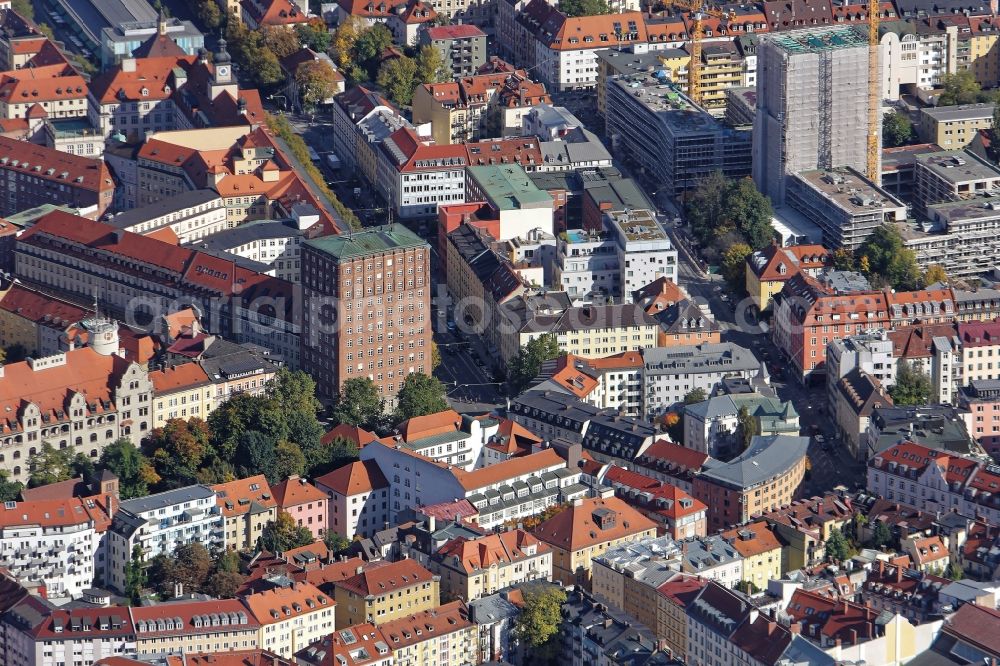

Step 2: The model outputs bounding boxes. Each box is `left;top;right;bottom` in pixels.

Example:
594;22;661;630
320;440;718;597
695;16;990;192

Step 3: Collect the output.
27;443;74;488
937;71;987;106
296;60;341;110
721;242;753;293
825;527;852;562
234;431;278;483
354;24;394;77
295;20;333;52
170;542;213;592
686;173;774;260
194;0;222;30
260;512;314;553
331;377;385;430
856;224;921;290
0;470;22;502
415;44;448;84
736;405;759;451
889;360;932;406
516;585;567;653
872;520;893;549
559;0;610;16
683;388;707;405
146;418;213;489
100;438;159;499
509;334;562;393
946;561;965;581
395;372;449;420
377;56;418;106
882;110;916;147
124;545;147;605
273;440;307;482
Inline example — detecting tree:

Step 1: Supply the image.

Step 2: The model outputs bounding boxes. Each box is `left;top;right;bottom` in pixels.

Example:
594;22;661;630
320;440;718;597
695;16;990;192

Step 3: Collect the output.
686;173;774;259
2;343;26;364
260;512;314;553
687;172;731;246
296;59;341;110
855;224;920;290
324;531;352;553
36;23;55;42
100;439;159;499
215;548;242;574
431;340;442;370
234;431;278;482
0;470;21;502
146;418;212;489
736;405;758;451
989;103;1000;163
205;570;245;598
833;248;854;271
27;443;74;488
195;0;223;30
889;360;932;406
559;0;610;16
728;179;775;250
871;520;893;549
721;242;753;293
260;26;301;59
923;264;948;286
354;24;394;77
663;412;684;443
516;585;567;662
244;40;284;89
415;44;448;84
508;334;561;393
825;527;851;562
11;0;33;20
330;378;385;430
124;545;147;605
171;543;212;593
946;561;964;581
395;372;449;420
273;440;307;482
295;19;333;53
682;389;706;406
938;71;983;106
882;110;916;148
146;553;177;597
331;17;363;71
377;56;418;106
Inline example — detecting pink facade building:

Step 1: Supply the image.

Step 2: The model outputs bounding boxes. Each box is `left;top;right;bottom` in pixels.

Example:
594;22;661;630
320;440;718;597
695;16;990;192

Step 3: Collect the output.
272;475;329;540
959;379;1000;459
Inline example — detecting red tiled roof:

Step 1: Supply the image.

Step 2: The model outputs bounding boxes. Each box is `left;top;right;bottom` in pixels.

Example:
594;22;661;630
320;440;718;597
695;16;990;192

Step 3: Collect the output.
453;447;564;491
720;520;783;558
315;460;388;496
636;439;709;471
242;582;330;626
335;558;434;597
0;283;88;328
0;136;113;194
383;127;467;173
34;607;133;640
942;598;1000;656
657;573;708;607
321;423;377;448
272;476;327;508
603;466;706;521
212;474;277;518
425;24;486;40
377;601;471;646
397;409;463;441
435;529;548;574
130;599;259;637
149;363;211;394
532;496;657;551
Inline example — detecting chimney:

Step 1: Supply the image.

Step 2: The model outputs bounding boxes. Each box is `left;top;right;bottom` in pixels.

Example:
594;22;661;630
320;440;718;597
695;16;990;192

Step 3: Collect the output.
789;623;801;635
356;566;364;575
427;515;436;533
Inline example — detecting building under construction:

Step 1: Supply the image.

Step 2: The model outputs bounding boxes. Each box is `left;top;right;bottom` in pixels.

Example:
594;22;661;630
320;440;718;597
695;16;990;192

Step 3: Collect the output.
753;27;882;205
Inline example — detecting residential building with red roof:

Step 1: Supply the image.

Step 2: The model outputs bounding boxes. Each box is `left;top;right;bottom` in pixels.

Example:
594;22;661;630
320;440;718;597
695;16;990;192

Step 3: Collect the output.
482;417;542;464
388;409;500;471
212;474;278;551
361;440;583;530
272;476;328;540
130;600;259;657
632;439;710;493
859;559;948;623
241;582;334;658
332;558;439;626
429;528;551;601
241;0;310;29
420;24;487;78
745;243;832;311
0;10;61;71
14;209;301;368
0;135;114;217
377;126;468;220
772;272;953;379
902;534;950;573
0;495;113;598
6;603;135;665
322;423;378;449
600;465;707;539
657;573;709;660
0;282;89;357
762;493;853;570
868;440;1000;526
0;344;152;485
0;63;86;121
720;520;783;591
294;622;392;666
315;460;390;541
915;601;1000;664
532;495;657;589
148;362;212;429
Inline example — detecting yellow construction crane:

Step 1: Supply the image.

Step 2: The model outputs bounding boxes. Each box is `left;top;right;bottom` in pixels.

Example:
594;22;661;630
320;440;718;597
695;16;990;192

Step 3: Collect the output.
663;1;733;106
867;0;881;183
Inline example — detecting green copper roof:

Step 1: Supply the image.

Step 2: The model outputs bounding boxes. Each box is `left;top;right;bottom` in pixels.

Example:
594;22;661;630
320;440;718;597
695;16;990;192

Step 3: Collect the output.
304;223;428;260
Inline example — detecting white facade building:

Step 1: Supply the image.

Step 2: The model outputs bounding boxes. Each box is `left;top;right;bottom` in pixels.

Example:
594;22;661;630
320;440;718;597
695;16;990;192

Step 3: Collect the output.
105;485;222;593
107;189;228;242
826;330;898;412
315;460;391;540
642;343;761;417
0;498;111;599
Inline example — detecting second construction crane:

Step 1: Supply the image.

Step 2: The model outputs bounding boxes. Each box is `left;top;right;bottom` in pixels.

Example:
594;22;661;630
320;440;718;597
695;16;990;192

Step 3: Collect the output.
867;0;881;184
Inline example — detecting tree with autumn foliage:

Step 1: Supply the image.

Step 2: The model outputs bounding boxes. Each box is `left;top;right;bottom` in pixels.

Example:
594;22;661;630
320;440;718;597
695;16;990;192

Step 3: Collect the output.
295;59;341;110
145;418;214;489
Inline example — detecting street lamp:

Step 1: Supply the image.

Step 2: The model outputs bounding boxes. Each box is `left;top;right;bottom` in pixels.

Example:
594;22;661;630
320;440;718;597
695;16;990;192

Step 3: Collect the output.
269;94;287;111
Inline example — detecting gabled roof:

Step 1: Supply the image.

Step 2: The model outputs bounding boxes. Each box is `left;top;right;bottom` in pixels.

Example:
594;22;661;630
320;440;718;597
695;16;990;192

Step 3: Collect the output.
212;474;277;519
335;558;434;597
532;496;657;551
315;460;388;496
435;529;548;574
0;136;113;194
271;476;327;508
397;409;464;441
376;601;471;647
149;362;211;394
132;32;186;59
321;423;377;448
747;243;831;281
130;599;257;637
720;520;783;558
241;582;331;625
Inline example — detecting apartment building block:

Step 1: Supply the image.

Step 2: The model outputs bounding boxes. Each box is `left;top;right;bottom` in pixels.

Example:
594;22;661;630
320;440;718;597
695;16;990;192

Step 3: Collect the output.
4;602;136;666
301;224;432;401
745;243;832;311
913;149;1000;215
958;379;1000;458
272;476;328;541
605;74;751;198
762;494;853;571
241;583;334;658
419;24;487;78
431;529;552;601
106;485;223;593
591;535;682;631
377;127;467;220
642;343;761;416
106;189;228;243
683;392;799;459
211;474;277;551
919;103;994;148
130;601;259;657
692;434;809;532
333;558;440;627
600;466;708;539
315;460;390;541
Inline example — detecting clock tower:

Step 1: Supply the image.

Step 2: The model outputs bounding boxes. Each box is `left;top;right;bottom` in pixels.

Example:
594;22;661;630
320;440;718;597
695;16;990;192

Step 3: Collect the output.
209;39;238;99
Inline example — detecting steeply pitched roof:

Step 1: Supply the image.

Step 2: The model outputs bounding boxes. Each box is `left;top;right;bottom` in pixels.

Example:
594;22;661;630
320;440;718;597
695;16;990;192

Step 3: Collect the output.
212;474;277;518
271;476;327;508
335;558;434;597
314;460;388;496
532;496;657;552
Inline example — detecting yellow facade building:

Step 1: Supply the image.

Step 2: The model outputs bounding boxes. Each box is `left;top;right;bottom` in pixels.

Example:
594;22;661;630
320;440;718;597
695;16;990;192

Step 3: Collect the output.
380;601;478;666
131;600;260;657
432;529;552;602
150;363;214;428
656;574;708;660
212;474;278;551
333;559;440;627
242;583;335;658
720;520;783;592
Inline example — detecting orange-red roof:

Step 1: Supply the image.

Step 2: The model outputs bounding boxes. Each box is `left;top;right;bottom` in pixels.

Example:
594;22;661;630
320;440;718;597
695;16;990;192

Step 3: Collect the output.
720;520;783;558
376;601;471;646
0;136;113;194
335;558;434;597
397;409;463;441
149;363;211;394
271;476;327;508
0;496;111;530
533;496;657;552
321;423;377;448
242;582;331;625
453;447;564;491
314;460;388;496
435;529;548;574
212;474;277;518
